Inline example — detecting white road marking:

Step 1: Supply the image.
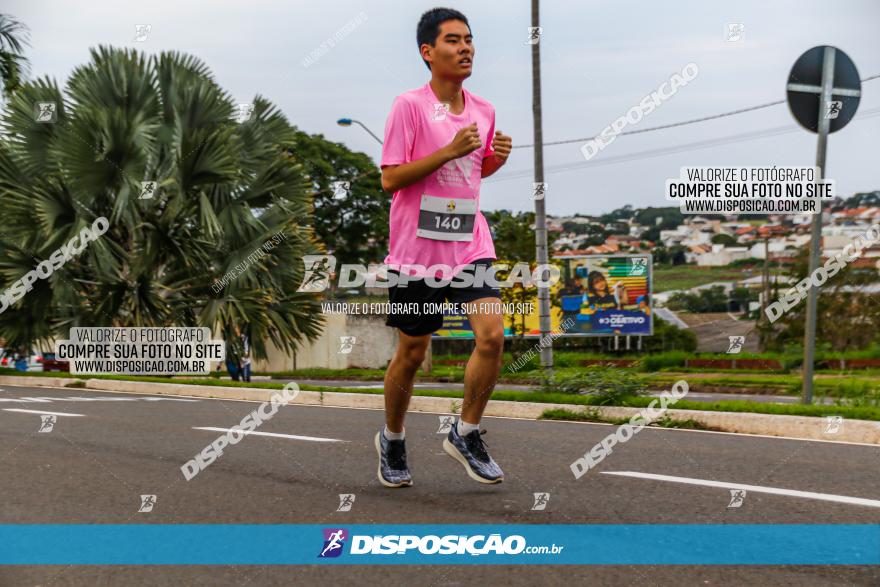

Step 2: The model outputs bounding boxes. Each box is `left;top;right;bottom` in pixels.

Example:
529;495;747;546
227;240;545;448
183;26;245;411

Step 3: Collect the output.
193;427;345;443
602;471;880;509
0;396;199;403
3;408;85;417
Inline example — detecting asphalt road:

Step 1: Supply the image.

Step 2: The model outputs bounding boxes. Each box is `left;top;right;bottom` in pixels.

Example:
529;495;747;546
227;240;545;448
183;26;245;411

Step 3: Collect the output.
1;383;878;586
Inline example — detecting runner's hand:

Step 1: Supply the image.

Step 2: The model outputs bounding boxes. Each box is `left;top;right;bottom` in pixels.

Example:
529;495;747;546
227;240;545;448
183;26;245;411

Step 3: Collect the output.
490;131;512;163
445;123;482;159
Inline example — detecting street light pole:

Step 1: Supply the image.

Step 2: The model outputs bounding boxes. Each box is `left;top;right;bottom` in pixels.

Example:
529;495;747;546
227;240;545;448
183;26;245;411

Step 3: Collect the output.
336;118;383;145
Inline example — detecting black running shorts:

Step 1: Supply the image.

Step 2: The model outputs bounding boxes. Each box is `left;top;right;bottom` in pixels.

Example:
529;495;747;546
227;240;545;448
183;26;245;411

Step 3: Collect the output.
385;258;502;336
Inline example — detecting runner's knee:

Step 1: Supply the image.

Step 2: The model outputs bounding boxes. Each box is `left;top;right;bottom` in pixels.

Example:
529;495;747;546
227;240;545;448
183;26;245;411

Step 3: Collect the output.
397;337;429;370
476;328;504;357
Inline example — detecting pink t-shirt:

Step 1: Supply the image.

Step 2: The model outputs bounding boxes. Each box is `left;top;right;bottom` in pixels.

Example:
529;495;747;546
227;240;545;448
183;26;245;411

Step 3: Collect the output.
380;82;496;277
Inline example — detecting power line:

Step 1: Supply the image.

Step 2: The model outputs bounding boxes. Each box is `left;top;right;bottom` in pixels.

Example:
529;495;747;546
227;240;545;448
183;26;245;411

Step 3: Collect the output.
511;72;880;149
486;106;880;184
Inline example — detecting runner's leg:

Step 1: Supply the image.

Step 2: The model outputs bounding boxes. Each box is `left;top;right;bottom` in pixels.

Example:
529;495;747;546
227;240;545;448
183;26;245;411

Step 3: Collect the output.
461;297;504;424
384;330;431;433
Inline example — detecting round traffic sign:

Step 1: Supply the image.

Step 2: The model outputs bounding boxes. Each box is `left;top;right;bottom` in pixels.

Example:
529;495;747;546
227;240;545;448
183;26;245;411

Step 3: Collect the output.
786;45;860;133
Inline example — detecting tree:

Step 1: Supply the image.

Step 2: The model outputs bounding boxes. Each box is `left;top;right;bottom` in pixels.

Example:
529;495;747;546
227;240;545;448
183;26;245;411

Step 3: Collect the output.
0;46;324;358
711;233;737;246
599;205;634;223
485;209;535;263
633;206;682;231
0;14;29;99
653;245;687;265
760;248;880;352
843;191;880;208
290;131;388;265
667;286;728;313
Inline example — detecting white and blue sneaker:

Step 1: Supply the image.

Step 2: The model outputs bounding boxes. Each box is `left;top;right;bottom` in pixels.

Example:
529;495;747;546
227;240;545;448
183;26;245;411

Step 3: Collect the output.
375;429;413;488
443;420;504;484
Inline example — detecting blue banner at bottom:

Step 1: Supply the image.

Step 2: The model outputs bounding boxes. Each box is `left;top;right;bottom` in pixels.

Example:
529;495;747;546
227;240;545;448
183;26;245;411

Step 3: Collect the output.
1;524;878;565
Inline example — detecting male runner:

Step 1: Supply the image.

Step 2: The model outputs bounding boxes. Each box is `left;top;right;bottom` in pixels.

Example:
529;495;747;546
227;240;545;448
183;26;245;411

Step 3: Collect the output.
375;8;512;487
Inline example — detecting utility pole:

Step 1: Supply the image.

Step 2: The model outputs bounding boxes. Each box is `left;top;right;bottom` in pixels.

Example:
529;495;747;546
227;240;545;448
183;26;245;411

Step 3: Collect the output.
531;0;553;370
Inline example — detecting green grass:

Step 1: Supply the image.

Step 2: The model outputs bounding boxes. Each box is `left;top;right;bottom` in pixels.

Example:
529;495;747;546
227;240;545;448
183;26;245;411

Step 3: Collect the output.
652;265;781;293
539;407;715;430
647;373;880;396
4;369;879;421
21;363;879;400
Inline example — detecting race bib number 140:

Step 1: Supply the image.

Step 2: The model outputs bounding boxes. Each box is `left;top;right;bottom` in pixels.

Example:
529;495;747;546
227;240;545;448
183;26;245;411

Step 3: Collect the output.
416;195;477;242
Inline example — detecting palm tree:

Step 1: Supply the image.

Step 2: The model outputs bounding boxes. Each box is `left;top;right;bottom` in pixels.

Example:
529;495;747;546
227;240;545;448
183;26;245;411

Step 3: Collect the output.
0;45;324;360
0;14;29;99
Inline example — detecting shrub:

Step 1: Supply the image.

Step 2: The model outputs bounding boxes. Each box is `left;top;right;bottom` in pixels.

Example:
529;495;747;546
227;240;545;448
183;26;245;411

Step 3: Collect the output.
639;351;689;372
539;366;646;405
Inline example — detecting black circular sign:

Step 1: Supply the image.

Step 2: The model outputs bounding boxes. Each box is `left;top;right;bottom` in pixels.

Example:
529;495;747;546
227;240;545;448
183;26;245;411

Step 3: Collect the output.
786;45;860;133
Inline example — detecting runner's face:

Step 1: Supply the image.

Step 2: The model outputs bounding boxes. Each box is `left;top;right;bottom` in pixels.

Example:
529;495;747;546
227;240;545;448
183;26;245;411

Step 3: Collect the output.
424;20;473;79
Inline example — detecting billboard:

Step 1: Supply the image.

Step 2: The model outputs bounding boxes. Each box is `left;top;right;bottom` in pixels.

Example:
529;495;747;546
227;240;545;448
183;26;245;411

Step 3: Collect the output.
433;254;653;337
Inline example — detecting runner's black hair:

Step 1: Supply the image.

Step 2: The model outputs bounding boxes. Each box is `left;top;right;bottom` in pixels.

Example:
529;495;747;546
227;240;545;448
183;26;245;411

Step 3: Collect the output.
417;8;470;71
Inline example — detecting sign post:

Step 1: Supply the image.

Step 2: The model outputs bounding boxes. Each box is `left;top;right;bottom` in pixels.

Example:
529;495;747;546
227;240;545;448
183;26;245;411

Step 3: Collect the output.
785;46;861;404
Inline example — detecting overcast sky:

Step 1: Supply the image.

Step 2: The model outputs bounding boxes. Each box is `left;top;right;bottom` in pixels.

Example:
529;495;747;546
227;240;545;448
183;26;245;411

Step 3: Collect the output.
6;0;879;216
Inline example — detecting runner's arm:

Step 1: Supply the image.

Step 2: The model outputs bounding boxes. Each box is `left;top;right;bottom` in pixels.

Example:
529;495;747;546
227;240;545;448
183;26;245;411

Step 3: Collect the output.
381;123;482;193
481;154;504;178
381;147;454;194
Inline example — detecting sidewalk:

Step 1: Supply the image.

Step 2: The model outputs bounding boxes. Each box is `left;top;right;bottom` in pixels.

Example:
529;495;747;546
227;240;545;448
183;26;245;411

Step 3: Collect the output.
2;375;877;445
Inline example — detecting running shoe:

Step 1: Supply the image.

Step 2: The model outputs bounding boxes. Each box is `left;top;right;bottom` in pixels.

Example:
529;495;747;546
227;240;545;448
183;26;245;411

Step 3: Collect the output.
374;429;413;488
443;420;504;484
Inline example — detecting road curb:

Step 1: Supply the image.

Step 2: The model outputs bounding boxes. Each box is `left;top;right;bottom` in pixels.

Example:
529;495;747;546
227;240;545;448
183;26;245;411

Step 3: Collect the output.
2;376;878;444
